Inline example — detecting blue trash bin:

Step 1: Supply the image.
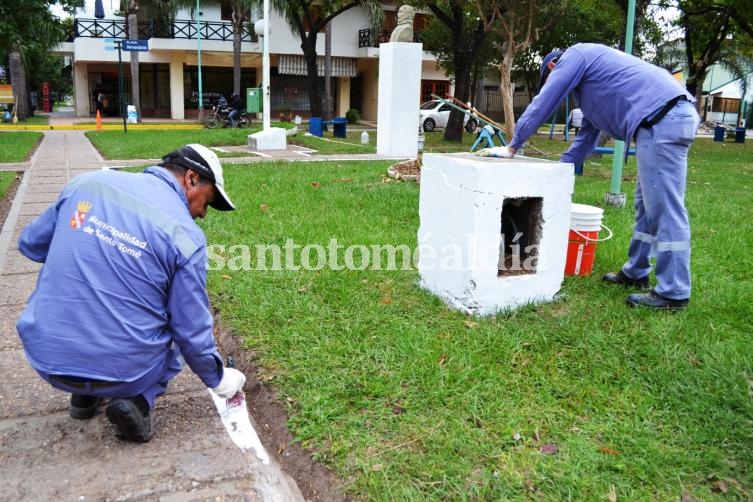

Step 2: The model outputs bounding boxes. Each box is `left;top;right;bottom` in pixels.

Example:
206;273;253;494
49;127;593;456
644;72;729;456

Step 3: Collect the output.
332;117;347;138
713;125;725;142
735;127;746;144
309;117;323;137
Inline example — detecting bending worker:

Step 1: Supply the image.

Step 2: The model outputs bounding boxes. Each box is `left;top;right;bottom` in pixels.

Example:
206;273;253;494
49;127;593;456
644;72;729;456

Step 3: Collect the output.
481;43;699;311
16;144;246;442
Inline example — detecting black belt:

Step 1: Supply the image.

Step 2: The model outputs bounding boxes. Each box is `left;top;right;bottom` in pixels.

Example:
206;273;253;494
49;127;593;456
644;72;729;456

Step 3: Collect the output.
50;375;119;390
640;96;685;128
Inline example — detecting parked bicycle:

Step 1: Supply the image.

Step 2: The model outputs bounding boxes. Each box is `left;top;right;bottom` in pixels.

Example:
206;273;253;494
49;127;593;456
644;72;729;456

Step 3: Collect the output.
204;105;251;129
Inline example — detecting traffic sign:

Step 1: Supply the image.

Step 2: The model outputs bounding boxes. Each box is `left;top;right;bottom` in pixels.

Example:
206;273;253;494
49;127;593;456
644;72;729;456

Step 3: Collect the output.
123;39;149;52
104;38;116;51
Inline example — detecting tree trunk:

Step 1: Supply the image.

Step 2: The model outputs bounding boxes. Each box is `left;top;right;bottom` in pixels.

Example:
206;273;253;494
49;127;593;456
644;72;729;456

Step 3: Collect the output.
443;67;471;142
324;22;332;121
301;34;323;118
232;13;242;96
8;50;29;120
128;12;141;122
499;50;515;140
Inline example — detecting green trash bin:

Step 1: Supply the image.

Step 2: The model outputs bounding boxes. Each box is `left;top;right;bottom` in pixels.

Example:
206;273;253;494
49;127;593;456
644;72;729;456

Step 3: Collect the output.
246;88;262;113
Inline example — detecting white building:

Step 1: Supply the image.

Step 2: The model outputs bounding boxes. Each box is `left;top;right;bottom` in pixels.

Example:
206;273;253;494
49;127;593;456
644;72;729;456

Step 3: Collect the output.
56;1;451;121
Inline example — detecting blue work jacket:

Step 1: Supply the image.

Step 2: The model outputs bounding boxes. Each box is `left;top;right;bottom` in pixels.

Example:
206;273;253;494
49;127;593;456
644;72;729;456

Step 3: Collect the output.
16;167;223;388
509;43;694;165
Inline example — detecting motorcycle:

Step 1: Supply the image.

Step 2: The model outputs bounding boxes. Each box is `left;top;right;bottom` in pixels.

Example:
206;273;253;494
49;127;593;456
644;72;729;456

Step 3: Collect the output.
204;105;251;129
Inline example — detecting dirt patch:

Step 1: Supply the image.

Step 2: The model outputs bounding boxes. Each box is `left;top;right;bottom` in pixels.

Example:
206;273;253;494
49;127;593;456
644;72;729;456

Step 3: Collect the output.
214;320;349;502
0;173;22;230
387;157;421;181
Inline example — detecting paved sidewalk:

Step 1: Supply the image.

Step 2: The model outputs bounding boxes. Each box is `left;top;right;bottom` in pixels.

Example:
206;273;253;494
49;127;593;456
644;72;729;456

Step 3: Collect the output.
0;130;305;500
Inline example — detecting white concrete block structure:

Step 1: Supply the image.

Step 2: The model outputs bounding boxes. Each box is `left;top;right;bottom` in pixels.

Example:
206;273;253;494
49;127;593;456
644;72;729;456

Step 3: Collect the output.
417;153;575;316
248;127;287;150
376;42;423;158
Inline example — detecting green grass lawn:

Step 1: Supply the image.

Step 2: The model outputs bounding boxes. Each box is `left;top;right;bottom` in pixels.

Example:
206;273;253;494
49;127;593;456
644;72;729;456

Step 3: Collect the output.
85;127;265;159
0;131;44;162
0;171;17;197
198;138;753;500
5;124;752;499
84;124;482;159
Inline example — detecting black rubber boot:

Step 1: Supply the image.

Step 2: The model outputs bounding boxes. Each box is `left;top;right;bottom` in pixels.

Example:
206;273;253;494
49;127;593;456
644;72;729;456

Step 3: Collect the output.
105;397;152;443
601;270;650;289
626;289;689;311
69;394;102;420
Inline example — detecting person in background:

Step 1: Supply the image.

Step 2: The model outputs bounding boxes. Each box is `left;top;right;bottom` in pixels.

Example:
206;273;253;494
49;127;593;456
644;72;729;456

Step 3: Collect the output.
476;43;700;310
227;92;244;127
569;107;583;135
95;91;106;115
16;144;246;442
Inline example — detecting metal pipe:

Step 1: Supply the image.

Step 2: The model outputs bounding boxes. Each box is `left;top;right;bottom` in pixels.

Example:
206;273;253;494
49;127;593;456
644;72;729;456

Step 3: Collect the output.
608;0;636;201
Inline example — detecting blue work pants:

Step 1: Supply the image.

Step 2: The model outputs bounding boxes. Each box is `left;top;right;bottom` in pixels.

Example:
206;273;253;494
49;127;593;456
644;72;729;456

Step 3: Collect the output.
623;99;700;300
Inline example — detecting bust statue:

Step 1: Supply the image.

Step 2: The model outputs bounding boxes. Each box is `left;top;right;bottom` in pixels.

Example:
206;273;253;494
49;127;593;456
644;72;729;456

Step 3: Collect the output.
389;5;415;43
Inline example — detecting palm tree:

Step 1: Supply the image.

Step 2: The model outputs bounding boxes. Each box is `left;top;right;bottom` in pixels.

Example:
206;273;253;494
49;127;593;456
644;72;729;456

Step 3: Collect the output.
230;0;257;96
116;0;141;122
269;0;383;118
116;0;186;123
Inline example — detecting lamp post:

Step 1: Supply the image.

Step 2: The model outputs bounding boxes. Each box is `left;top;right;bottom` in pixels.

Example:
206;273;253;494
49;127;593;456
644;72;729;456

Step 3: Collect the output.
196;0;203;123
254;0;271;131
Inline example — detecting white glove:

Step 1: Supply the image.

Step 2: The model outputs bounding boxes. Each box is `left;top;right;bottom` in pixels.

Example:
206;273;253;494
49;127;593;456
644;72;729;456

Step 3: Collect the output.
474;146;516;158
211;367;246;398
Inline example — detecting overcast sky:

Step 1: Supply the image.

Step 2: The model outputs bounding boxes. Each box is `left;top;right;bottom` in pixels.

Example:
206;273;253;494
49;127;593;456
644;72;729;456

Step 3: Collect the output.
52;0;118;19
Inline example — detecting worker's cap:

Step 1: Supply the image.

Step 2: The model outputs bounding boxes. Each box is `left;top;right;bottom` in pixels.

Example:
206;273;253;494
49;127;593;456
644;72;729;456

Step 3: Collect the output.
538;50;564;91
162;144;235;211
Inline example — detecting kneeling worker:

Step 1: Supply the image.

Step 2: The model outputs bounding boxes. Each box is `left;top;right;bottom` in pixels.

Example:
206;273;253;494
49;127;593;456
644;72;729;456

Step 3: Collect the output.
16;144;246;442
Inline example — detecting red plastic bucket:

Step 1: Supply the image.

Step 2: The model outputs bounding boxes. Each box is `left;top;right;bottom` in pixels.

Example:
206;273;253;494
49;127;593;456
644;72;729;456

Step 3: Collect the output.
565;204;611;276
565;229;599;276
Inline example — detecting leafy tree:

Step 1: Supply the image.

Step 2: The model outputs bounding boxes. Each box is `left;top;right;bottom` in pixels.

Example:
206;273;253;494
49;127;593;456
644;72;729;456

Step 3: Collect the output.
0;0;82;120
475;0;566;138
417;1;493;142
270;0;383;118
676;0;753;104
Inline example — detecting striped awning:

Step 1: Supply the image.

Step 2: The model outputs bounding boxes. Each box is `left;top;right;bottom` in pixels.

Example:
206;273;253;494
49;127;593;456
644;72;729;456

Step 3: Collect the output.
278;55;357;77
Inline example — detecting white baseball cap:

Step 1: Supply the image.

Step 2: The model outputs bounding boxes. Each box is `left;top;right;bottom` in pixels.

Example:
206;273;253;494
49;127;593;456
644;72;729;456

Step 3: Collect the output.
162;144;235;211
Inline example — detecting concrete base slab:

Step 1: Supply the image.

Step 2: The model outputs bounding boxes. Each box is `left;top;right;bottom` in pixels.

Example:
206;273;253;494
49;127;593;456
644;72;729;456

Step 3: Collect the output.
248;128;288;151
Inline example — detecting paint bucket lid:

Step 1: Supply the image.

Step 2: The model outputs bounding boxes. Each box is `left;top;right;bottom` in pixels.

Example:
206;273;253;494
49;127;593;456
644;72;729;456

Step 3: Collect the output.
571;203;603;232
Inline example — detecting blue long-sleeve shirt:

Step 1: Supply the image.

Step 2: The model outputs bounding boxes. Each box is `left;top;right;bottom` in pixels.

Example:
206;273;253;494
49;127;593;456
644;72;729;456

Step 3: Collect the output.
509;43;694;165
16;167;224;388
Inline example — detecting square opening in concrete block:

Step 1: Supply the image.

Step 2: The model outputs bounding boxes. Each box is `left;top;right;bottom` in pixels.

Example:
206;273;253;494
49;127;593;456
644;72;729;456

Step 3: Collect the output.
498;196;543;277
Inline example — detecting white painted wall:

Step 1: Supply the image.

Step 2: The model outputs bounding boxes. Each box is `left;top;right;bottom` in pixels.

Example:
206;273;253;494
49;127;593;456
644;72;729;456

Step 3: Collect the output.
417;153;575;316
377;43;422;158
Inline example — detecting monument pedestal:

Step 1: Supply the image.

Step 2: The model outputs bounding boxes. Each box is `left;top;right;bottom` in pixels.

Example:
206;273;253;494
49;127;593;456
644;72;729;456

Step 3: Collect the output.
248;127;287;151
417;153;575;315
377;43;423;158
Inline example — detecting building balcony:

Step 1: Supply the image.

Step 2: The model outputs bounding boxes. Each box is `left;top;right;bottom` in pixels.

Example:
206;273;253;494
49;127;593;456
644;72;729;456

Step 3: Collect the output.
70;18;257;43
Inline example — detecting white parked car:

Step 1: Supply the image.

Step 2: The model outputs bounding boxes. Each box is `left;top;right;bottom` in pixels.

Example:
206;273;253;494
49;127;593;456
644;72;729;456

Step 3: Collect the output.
419;99;478;132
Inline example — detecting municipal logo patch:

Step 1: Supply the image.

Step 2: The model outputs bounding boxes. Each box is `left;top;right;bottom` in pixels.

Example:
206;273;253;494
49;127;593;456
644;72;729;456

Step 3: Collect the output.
70;201;93;229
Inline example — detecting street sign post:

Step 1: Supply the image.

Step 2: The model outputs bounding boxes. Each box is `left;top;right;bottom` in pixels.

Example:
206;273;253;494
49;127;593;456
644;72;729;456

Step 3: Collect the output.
114;40;127;134
122;39;149;52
